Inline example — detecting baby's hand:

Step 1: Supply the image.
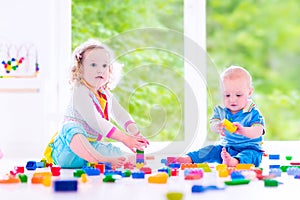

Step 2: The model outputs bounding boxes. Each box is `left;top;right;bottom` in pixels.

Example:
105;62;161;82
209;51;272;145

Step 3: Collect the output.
210;120;225;136
232;122;245;135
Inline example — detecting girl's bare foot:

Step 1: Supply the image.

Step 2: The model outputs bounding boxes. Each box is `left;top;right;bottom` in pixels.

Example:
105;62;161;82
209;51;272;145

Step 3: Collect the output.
176;156;192;164
221;147;239;167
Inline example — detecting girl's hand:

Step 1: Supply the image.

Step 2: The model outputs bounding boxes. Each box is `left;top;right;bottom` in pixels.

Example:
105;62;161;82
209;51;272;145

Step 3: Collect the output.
123;134;148;153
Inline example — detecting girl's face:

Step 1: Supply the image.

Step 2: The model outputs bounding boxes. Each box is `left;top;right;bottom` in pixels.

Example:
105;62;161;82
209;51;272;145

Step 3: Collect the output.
81;47;110;90
222;77;253;114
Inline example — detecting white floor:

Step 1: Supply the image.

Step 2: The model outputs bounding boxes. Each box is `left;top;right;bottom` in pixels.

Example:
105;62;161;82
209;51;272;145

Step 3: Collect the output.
0;141;300;200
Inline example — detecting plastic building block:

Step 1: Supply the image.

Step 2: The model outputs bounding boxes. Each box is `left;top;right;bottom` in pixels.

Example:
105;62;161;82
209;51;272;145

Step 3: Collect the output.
0;175;20;184
218;169;229;177
103;175;116;183
171;168;179;176
269;168;281;177
26;161;37;170
74;169;86;178
136;162;145;169
15;166;24;174
31;176;43;184
51;166;61;176
104;170;122;176
161;158;167;165
290;162;300;166
132;171;145;179
166;192;183;200
264;179;279;187
81;174;88;183
180;163;198;170
269;165;280;169
269;154;280;160
222;119;237;133
167;157;177;165
169;163;181;169
216;164;227;171
140;167;152;174
192;185;225;193
231;171;245;180
32;172;52;184
158;168;171;176
87;162;97;168
285;156;293;161
287;167;299;176
136;149;144;154
83;167;100;176
95;163;105;173
280;165;289;172
122;170;132;177
148;172;168;184
36;161;46;168
54;180;78;191
18;174;28;183
42;176;52;187
197;163;212;172
145;155;155;160
235;164;254;170
224;179;250;185
98;162;112;170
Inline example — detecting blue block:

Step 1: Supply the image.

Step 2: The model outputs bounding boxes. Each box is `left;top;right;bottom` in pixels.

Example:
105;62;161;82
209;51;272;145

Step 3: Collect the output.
132;171;145;179
269;165;280;169
26;161;37;170
83;167;100;176
231;171;245;180
158;168;170;174
36;161;45;168
161;158;167;165
136;159;144;163
269;154;280;160
54;180;78;192
104;170;122;176
169;163;181;169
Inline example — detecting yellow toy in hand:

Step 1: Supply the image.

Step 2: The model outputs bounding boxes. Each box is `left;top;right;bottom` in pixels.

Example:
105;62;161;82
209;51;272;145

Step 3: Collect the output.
222;119;237;133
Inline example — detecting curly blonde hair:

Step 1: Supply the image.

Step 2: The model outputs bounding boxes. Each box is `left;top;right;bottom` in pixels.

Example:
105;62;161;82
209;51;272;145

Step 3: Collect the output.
70;39;123;90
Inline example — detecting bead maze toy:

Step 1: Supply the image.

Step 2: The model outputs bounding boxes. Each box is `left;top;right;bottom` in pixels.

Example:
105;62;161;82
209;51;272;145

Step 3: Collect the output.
0;43;39;78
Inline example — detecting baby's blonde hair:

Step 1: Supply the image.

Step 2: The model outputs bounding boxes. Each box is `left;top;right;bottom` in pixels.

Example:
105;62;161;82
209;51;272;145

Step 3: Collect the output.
70;39;123;90
220;65;253;88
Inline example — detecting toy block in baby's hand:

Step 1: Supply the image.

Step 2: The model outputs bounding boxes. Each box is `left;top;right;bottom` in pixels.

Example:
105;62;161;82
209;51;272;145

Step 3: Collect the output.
222;119;237;133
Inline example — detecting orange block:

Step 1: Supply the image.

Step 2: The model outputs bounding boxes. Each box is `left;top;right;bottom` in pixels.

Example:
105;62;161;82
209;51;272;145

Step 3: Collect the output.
236;164;254;170
0;175;20;184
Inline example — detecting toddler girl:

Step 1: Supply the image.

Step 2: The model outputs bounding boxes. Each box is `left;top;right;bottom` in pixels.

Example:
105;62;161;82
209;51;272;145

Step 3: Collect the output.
44;39;148;168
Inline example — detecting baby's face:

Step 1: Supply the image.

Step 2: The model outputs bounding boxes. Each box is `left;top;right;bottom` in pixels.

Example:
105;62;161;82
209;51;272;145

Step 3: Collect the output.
222;77;253;114
81;48;109;90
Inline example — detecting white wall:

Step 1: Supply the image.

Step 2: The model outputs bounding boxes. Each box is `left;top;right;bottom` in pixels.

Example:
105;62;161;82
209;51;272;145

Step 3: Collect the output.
0;0;71;159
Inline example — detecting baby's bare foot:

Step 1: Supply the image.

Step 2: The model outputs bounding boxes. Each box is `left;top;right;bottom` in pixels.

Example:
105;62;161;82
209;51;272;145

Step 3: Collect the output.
221;147;239;167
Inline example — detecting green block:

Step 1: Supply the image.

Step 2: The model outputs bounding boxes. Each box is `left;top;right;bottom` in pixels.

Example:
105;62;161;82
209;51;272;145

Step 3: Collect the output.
264;179;278;187
103;175;116;183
